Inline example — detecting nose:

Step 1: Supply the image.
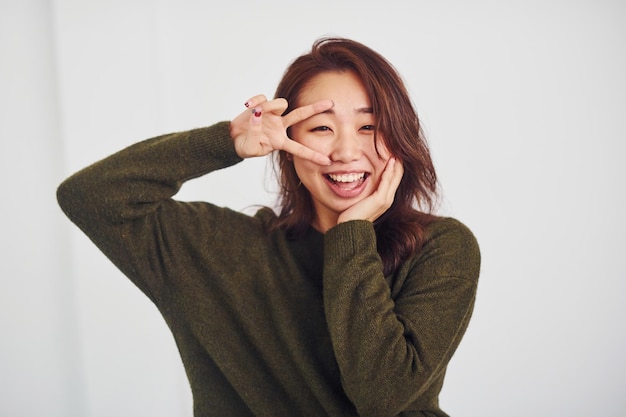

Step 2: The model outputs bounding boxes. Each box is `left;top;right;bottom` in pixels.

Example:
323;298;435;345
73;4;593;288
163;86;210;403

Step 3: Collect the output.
329;130;362;163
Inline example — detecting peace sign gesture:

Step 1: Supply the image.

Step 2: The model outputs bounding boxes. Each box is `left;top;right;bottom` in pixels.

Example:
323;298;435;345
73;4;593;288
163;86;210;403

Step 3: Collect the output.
229;95;333;166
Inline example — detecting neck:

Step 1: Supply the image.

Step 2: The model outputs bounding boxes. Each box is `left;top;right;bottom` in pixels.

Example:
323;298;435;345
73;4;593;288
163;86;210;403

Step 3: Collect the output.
311;214;337;234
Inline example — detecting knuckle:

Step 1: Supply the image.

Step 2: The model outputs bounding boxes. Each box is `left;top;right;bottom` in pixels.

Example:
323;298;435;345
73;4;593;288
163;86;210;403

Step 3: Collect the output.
295;145;307;158
292;107;305;119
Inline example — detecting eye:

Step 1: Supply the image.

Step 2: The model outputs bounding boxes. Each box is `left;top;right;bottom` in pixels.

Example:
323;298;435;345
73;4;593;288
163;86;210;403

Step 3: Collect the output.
311;126;332;132
360;125;376;131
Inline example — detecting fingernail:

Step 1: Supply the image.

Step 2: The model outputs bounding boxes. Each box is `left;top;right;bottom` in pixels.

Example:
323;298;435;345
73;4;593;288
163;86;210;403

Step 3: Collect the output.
244;101;250;108
254;110;262;117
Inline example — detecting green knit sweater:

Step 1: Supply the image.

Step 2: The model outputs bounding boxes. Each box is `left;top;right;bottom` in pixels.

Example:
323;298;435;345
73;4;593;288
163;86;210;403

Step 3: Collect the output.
57;122;480;417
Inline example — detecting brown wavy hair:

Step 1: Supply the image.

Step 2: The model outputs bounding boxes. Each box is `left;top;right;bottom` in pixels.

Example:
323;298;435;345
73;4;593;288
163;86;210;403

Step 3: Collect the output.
270;37;439;276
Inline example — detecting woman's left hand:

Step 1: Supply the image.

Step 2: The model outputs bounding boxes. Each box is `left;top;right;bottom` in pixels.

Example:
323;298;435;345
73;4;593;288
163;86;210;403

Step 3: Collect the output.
337;157;404;224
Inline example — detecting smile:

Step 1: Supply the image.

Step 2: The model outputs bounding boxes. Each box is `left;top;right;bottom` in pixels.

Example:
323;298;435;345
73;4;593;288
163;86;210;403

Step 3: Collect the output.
326;172;367;183
324;172;369;195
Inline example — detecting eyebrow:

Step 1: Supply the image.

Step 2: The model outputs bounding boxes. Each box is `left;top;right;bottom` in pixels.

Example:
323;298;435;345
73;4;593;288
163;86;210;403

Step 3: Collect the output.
321;106;374;115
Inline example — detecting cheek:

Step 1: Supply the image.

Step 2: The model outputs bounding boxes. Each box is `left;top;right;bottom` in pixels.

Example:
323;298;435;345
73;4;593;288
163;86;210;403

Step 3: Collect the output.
369;138;392;166
290;125;331;153
289;124;308;143
375;137;392;158
293;135;328;155
292;158;318;182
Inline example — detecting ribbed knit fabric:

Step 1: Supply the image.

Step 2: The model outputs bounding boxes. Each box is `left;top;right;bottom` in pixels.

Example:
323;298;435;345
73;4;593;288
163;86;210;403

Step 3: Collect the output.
57;122;480;417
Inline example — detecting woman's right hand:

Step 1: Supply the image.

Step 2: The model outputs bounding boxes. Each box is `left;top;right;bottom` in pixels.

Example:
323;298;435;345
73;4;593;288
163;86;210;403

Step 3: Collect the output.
230;95;333;166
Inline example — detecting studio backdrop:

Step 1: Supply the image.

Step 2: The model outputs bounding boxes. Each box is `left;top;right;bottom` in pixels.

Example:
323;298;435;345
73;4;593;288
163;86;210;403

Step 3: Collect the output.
1;1;625;416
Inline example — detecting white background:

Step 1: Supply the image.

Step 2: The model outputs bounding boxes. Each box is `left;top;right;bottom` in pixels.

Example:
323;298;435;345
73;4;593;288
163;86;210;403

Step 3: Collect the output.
1;0;625;416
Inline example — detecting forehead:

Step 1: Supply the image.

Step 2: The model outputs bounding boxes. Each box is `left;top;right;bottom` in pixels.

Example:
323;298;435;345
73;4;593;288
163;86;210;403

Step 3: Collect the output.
297;70;371;106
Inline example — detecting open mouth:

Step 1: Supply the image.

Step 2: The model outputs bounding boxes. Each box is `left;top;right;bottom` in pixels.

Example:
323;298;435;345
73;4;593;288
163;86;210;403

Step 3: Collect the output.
324;172;369;191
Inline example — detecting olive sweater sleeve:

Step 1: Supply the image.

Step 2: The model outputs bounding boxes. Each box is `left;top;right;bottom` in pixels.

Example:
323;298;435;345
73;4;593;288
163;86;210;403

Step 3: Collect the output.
323;219;480;417
56;122;241;302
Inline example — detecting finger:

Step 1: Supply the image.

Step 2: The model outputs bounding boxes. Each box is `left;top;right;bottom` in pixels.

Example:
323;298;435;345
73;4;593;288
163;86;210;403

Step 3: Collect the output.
244;109;263;147
244;94;268;109
230;105;260;139
259;98;288;115
379;158;404;200
388;159;404;198
250;108;262;125
282;99;334;127
282;139;331;166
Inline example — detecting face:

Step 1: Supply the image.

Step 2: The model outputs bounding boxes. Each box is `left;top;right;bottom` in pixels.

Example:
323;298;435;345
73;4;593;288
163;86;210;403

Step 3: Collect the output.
290;70;392;232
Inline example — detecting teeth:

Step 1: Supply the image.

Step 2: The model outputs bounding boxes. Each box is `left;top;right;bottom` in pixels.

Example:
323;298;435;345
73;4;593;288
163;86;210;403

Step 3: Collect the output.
328;172;365;183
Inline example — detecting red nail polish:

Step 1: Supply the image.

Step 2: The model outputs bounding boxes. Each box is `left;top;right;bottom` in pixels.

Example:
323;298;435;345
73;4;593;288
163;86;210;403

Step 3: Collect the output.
254;111;262;117
244;101;250;108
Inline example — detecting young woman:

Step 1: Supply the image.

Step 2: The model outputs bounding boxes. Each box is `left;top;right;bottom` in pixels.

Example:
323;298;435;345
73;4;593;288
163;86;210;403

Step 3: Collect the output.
57;37;480;417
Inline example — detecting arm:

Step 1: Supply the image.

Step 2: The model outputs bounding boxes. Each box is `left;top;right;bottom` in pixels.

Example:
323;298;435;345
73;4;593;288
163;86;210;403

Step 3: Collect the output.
56;122;241;301
57;97;334;302
323;218;480;416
